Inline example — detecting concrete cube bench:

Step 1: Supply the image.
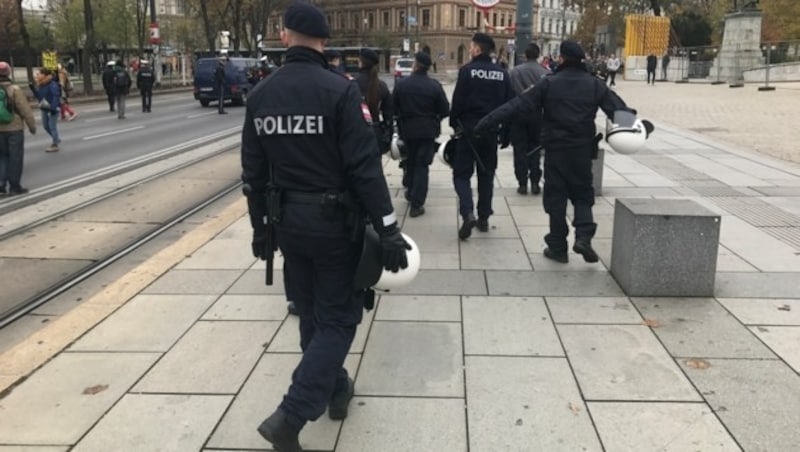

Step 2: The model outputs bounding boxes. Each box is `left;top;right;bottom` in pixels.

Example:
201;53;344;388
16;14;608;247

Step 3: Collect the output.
610;198;721;297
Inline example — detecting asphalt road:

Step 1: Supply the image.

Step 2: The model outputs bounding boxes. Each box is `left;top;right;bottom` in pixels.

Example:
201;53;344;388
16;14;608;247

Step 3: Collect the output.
20;92;246;190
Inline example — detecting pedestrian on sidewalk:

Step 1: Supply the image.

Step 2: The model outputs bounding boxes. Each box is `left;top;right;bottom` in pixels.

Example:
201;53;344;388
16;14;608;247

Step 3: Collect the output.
606;53;621;87
646;53;657;85
112;62;132;119
56;64;77;121
0;61;37;195
30;67;61;152
392;51;450;218
508;42;549;196
215;58;228;114
475;40;636;264
661;52;671;80
102;61;116;112
450;32;514;240
241;3;409;451
137;59;155;112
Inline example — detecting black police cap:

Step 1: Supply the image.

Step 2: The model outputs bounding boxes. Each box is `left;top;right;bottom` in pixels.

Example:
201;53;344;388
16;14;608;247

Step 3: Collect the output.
284;1;330;39
472;33;496;51
415;52;432;68
360;48;379;66
560;40;586;60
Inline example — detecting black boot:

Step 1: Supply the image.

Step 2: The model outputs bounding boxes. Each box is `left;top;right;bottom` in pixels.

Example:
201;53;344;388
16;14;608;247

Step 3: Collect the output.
573;240;599;263
459;214;476;240
516;185;528;195
477;217;489;232
329;377;355;420
409;206;425;218
257;409;302;452
543;247;568;263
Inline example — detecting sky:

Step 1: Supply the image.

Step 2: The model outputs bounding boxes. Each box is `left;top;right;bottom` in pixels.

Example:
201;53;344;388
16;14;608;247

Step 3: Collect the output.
22;0;47;11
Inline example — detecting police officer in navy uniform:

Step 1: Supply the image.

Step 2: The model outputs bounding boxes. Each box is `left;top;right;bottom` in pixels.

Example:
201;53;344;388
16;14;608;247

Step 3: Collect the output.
215;58;227;114
450;33;513;240
475;41;634;263
241;3;409;451
392;51;450;218
353;48;393;154
324;49;344;75
136;60;155;113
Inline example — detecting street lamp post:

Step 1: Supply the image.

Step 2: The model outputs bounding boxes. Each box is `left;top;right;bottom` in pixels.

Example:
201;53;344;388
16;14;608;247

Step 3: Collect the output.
758;45;776;92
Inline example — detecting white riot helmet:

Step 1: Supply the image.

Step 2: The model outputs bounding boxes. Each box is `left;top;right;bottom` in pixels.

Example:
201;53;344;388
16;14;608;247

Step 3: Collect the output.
354;225;421;291
438;136;458;167
389;134;408;161
605;110;655;155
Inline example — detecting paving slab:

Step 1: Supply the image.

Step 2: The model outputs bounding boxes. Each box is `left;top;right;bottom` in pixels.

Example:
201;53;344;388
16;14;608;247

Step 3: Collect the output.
750;326;800;373
718;216;800;272
175;238;256;269
487;271;624;297
70;294;217;352
207;353;360;451
465;215;520;238
717;298;800;325
716;245;759;272
463;296;562;356
268;306;374;354
509;205;549;226
225;269;290;295
397;224;460;253
375;295;461;322
466;356;601;451
680;358;800;452
528;252;609;272
589;402;741;452
71;394;231;452
133;320;278;394
337;397;467;452
460;238;531;270
142;269;244;295
558;325;701;401
715;272;800;298
0;352;159;444
0;448;68;452
201;294;291;321
546;297;643;324
358;322;463;397
387;269;487;295
631;297;776;359
419;252;461;269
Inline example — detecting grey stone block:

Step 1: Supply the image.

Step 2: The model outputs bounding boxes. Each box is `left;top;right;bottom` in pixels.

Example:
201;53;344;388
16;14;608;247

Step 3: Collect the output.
593;147;605;196
611;198;721;297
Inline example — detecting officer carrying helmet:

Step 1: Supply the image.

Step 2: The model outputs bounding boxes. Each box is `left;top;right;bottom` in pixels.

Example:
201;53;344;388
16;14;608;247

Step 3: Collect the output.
475;40;636;263
392;51;450;218
450;33;514;240
240;3;411;451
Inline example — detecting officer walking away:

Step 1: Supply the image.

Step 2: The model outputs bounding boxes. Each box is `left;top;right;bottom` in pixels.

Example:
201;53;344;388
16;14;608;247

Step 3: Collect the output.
475;41;634;264
0;61;37;195
102;61;116;112
112;62;132;119
606;53;621;87
392;51;449;217
508;43;549;195
137;59;155;112
450;33;513;240
215;58;228;114
241;3;409;451
646;53;657;85
324;49;344;75
353;48;393;154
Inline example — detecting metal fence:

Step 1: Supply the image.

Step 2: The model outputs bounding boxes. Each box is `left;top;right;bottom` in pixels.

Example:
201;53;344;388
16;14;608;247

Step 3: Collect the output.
673;40;800;84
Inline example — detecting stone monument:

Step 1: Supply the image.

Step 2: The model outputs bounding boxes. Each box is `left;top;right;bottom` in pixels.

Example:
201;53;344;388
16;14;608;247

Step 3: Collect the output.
710;0;764;86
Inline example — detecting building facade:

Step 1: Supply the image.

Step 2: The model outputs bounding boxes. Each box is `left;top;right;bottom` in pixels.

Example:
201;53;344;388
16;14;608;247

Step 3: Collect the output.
264;0;534;69
535;0;582;57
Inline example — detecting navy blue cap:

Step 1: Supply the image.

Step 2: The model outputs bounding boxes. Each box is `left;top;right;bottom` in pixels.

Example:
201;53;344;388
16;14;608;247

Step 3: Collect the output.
284;1;330;39
472;33;495;51
560;40;586;60
415;52;432;68
360;48;379;66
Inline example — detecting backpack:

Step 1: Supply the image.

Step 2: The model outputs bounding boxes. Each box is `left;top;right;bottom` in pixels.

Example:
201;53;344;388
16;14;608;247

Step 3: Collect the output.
115;70;130;88
0;86;14;124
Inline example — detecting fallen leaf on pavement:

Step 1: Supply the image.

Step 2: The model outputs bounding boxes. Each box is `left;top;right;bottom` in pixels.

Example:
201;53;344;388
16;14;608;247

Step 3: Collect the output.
642;319;661;328
82;384;109;395
685;359;711;370
778;305;791;312
568;402;582;416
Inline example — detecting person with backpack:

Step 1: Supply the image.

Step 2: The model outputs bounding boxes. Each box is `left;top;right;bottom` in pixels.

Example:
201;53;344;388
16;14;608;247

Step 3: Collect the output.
0;61;37;195
112;62;132;119
30;67;61;152
57;64;77;121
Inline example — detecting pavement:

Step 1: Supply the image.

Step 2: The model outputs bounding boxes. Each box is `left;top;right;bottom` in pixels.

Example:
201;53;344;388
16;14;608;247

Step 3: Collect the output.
0;80;799;451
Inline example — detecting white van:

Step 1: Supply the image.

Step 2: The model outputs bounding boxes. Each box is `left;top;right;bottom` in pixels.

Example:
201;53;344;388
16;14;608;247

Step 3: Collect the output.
394;58;414;81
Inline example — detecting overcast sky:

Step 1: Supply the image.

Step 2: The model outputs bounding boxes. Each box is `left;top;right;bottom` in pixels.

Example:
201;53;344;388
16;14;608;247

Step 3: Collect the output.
22;0;47;10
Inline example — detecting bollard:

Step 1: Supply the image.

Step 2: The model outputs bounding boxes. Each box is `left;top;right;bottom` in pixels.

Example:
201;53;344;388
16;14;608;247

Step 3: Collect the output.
592;146;605;196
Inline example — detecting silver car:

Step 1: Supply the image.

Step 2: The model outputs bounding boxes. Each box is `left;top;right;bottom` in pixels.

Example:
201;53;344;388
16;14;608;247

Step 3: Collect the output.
394;58;414;81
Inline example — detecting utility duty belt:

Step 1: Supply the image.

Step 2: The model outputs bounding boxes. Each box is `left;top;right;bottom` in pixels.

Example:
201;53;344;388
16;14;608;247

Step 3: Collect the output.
281;189;364;241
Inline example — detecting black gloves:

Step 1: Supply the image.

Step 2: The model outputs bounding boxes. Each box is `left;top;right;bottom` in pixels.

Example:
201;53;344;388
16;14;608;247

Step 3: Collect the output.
499;125;511;149
379;225;411;272
251;232;267;260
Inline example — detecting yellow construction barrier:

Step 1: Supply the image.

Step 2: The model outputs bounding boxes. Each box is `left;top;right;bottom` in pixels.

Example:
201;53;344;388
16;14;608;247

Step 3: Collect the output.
624;15;670;58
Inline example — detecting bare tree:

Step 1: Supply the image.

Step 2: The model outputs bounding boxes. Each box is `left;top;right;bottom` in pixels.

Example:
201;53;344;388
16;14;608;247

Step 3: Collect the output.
198;0;216;52
14;0;35;82
81;0;96;93
134;0;150;57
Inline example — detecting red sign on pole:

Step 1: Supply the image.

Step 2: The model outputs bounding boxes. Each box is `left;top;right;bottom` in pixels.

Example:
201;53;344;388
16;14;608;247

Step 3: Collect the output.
149;22;160;45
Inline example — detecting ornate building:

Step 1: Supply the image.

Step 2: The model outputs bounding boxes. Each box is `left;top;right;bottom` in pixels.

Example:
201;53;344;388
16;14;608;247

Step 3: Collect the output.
535;0;582;57
264;0;528;69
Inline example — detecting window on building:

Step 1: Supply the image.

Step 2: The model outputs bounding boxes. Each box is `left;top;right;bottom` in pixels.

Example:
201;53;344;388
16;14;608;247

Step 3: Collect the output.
339;14;345;31
383;11;390;28
422;9;431;27
353;14;360;30
399;10;406;29
492;12;497;27
368;12;375;29
476;11;481;28
459;8;466;27
326;15;332;29
500;14;505;27
547;19;552;34
541;18;545;33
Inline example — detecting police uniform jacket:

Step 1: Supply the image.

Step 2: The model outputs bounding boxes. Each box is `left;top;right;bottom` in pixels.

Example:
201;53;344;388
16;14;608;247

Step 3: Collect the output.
352;70;393;123
241;46;396;238
102;67;115;94
137;67;155;89
450;53;513;130
392;71;450;141
477;65;632;152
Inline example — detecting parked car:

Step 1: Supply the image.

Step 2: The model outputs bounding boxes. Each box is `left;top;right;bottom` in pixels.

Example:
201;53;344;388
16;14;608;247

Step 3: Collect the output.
193;57;258;107
394;57;414;81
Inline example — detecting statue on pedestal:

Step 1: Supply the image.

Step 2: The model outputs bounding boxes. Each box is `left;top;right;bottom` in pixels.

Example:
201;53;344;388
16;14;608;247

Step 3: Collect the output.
732;0;760;12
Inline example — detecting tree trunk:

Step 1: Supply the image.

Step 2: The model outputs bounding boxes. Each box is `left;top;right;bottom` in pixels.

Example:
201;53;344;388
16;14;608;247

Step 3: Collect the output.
14;0;34;83
82;0;96;94
199;0;215;52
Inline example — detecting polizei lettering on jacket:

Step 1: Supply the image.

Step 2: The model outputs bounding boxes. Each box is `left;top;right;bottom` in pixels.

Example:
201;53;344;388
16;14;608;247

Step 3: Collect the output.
470;69;505;81
254;115;325;135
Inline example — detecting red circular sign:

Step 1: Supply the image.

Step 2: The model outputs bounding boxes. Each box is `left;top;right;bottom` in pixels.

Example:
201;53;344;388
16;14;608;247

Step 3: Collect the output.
472;0;500;9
